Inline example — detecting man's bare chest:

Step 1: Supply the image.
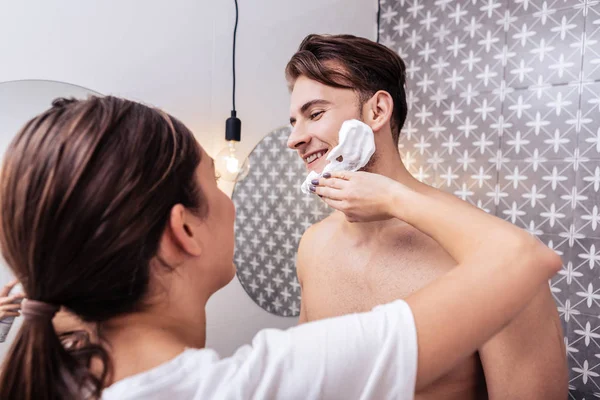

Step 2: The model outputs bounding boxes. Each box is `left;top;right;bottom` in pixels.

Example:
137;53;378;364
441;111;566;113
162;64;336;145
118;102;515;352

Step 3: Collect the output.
302;227;455;321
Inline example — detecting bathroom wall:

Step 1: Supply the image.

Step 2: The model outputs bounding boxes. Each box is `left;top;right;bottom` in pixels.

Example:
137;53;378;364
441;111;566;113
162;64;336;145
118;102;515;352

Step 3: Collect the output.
380;0;600;397
0;0;376;357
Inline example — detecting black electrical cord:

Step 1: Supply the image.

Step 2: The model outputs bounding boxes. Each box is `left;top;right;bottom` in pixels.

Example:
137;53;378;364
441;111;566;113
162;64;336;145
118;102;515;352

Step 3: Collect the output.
225;0;241;143
376;0;381;43
232;0;238;113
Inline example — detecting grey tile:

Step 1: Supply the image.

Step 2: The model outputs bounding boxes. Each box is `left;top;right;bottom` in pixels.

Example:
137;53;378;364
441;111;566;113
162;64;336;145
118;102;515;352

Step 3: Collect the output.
404;87;418;118
537;84;580;158
506;8;585;87
508;0;595;18
497;160;575;235
535;162;577;235
544;234;576;307
567;238;600;317
399;121;423;161
566;313;600;397
403;53;426;87
435;92;502;152
408;49;450;97
435;1;483;30
502;88;539;159
572;238;600;277
406;130;436;160
579;82;600;160
439;22;507;91
583;6;600;81
438;177;498;214
386;1;600;396
567;387;600;399
443;155;500;213
399;135;439;187
502;85;579;160
574;160;600;238
404;152;437;187
400;44;424;71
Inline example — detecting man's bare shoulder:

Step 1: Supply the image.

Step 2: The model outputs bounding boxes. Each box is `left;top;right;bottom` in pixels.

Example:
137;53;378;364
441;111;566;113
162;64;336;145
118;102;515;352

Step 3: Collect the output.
296;213;343;278
301;212;342;243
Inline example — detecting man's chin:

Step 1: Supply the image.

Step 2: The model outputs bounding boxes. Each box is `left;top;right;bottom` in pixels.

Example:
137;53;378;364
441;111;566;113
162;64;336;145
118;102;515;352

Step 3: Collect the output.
306;162;326;175
307;167;324;175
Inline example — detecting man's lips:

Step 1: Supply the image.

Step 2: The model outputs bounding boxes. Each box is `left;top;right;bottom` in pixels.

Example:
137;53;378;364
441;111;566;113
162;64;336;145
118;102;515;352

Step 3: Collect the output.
303;149;328;165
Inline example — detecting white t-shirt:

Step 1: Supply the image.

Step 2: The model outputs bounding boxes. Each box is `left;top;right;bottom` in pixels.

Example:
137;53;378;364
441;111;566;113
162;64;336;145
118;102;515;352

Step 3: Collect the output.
102;300;418;400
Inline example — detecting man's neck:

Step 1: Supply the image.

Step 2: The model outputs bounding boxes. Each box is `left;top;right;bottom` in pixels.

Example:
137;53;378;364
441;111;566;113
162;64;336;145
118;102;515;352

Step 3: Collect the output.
338;149;426;234
371;150;419;188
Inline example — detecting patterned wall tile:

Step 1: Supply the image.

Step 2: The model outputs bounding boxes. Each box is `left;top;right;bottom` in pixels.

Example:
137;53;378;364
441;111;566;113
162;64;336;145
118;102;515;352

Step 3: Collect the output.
580;82;600;160
498;160;576;235
567;238;600;316
575;162;600;238
384;0;600;397
502;85;580;160
508;0;591;16
232;126;331;317
506;7;584;87
583;6;600;81
567;313;600;396
546;234;575;304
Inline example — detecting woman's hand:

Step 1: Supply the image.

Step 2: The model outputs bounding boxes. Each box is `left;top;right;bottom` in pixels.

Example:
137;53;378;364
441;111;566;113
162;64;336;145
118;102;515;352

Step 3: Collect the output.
0;280;24;320
309;171;409;223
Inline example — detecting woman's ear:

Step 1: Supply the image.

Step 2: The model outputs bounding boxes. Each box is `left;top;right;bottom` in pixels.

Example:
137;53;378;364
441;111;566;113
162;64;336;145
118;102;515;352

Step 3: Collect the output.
363;90;394;134
167;204;203;257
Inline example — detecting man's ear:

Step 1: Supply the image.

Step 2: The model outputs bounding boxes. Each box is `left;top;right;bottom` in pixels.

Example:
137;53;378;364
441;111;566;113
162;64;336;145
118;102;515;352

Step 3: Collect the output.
167;204;203;257
363;90;394;134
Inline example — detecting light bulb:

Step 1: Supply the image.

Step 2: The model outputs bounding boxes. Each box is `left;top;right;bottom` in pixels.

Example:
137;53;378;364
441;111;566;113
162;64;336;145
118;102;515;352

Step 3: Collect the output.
215;141;250;182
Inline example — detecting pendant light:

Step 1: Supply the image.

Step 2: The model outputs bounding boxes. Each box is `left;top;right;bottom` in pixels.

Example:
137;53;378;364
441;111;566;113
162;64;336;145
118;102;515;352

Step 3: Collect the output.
215;0;249;182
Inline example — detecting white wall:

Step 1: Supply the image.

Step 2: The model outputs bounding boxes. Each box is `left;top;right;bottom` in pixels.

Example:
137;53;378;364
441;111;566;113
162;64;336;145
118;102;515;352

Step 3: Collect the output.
0;0;375;356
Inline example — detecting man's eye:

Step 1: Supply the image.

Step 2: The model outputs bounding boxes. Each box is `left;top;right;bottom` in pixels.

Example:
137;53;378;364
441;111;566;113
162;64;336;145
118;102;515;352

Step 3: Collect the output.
310;111;324;120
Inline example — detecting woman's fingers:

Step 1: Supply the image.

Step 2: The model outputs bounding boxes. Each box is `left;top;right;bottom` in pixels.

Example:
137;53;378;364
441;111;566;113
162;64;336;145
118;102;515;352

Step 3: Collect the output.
0;294;23;306
324;171;353;181
309;172;354;202
0;304;22;311
312;176;348;190
311;185;344;201
0;311;19;318
0;280;18;297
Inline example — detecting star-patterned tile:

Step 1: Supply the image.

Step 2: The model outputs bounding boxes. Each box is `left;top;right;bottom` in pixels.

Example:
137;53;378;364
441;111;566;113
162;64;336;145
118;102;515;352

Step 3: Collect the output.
382;0;600;397
232;126;331;317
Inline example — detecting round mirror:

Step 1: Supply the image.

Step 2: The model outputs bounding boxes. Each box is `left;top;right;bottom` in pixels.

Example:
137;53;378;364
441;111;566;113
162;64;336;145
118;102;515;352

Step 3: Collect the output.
231;125;332;317
0;79;100;360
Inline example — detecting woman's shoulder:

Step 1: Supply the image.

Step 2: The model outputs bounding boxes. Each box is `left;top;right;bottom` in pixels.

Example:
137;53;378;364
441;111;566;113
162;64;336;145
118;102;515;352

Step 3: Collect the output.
102;348;222;400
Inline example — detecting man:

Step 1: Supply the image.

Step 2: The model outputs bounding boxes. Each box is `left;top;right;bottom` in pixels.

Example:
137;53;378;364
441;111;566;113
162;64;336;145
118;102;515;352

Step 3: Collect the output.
286;34;567;400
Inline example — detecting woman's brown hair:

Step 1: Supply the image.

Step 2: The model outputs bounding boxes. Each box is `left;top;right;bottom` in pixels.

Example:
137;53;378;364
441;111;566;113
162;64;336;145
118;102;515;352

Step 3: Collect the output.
0;96;206;399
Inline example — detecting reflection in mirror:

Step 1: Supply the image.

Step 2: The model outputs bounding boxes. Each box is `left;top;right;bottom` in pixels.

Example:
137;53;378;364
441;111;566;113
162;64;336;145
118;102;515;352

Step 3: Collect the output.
231;126;332;317
0;80;100;360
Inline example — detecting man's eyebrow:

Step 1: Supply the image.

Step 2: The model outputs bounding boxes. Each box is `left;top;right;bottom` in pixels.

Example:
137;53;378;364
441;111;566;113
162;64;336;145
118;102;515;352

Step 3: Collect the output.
300;99;331;114
290;99;332;125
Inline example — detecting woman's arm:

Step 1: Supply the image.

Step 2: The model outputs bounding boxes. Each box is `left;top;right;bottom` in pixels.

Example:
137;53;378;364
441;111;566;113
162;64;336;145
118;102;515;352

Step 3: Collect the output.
313;171;562;390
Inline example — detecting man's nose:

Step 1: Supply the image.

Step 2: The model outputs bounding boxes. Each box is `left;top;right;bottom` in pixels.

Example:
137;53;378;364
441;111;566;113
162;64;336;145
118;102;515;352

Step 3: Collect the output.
287;125;311;150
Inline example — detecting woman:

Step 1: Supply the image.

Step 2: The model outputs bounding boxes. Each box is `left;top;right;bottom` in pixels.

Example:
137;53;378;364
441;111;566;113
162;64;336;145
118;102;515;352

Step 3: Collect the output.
0;96;561;400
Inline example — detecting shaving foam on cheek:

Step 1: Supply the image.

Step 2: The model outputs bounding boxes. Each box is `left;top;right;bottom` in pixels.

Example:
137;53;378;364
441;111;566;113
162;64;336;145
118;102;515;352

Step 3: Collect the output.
301;119;376;194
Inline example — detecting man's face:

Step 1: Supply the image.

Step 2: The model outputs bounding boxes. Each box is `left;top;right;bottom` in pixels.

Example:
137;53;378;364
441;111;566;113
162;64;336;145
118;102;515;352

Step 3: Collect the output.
288;76;362;174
